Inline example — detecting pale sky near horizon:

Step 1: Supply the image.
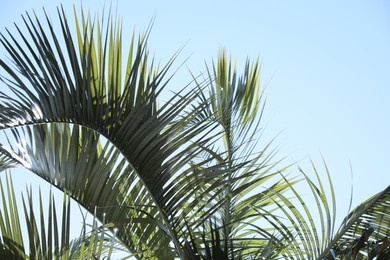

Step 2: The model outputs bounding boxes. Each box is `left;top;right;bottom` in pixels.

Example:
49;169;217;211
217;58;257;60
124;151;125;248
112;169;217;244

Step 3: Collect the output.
0;0;389;235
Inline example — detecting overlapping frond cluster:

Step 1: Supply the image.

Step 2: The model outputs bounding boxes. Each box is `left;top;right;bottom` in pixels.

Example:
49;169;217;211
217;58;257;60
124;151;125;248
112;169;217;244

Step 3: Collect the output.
0;6;218;258
0;173;117;259
320;185;390;259
0;6;285;258
185;49;291;259
0;5;388;260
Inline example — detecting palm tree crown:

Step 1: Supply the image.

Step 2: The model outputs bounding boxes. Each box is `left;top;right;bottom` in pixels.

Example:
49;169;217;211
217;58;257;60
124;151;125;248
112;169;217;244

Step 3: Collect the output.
0;5;388;260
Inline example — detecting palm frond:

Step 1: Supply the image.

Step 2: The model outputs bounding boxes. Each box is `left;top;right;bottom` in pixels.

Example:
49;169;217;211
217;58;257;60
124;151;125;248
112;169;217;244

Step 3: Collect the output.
0;172;117;259
1;123;180;258
182;49;294;258
262;161;389;260
0;173;26;259
319;184;390;259
241;161;338;259
1;4;387;260
0;5;230;258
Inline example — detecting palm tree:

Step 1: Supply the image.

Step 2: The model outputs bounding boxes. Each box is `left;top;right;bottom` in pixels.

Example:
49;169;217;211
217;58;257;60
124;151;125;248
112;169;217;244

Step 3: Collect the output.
0;6;388;259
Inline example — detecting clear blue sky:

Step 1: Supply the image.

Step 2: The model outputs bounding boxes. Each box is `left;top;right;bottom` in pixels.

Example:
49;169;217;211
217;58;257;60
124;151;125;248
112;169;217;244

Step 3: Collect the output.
1;0;389;230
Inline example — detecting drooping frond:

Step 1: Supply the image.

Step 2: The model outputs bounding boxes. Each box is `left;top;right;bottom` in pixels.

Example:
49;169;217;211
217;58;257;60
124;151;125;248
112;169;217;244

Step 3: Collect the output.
319;185;390;259
0;5;222;258
2;123;184;257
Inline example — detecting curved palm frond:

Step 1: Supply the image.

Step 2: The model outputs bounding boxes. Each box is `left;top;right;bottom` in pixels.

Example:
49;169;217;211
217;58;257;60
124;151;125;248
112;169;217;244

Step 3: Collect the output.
263;161;338;259
259;161;389;260
319;184;390;259
0;5;222;258
1;123;174;257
